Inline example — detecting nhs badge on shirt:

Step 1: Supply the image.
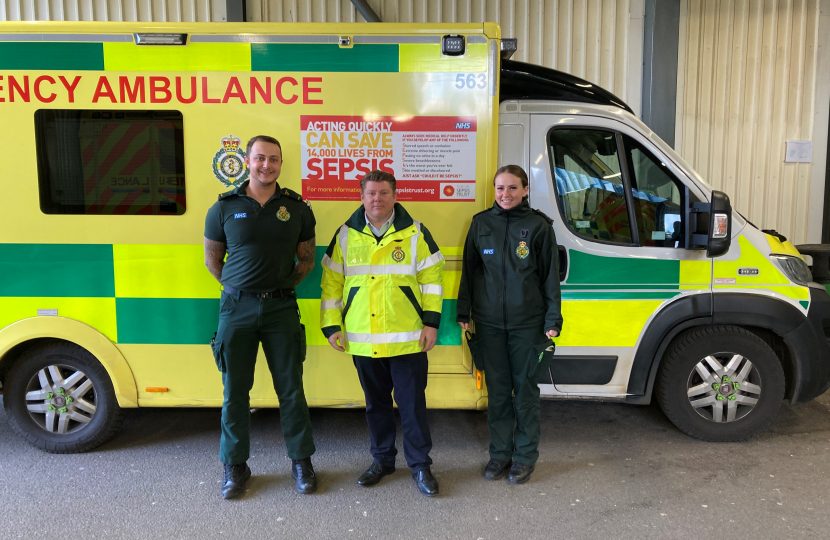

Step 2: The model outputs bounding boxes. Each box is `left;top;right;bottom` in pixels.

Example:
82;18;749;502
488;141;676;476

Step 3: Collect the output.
483;249;495;255
234;213;247;219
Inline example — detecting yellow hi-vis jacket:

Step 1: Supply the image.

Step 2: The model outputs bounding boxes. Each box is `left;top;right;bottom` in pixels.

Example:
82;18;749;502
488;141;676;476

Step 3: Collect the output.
320;203;444;358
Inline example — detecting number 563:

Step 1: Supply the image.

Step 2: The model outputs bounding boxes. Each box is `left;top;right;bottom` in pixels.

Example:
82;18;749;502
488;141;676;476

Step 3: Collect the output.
455;73;487;89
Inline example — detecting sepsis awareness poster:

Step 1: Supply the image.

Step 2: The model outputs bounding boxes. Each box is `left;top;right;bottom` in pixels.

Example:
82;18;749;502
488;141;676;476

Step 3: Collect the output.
301;115;477;201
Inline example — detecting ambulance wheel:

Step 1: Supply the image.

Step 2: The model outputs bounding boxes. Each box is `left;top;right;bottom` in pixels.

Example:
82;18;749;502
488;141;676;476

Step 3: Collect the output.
656;325;784;442
4;340;125;453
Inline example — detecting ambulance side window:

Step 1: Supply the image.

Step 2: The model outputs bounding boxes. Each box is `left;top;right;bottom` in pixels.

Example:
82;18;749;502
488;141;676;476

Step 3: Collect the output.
34;109;186;215
548;129;635;245
622;135;685;248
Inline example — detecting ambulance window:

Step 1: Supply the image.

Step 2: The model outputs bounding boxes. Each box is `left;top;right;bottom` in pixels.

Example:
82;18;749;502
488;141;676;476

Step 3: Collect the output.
35;110;186;215
622;135;685;248
548;129;635;245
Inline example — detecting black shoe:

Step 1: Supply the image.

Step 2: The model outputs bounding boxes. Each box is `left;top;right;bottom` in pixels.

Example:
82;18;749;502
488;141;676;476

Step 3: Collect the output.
412;469;439;497
221;462;251;500
357;462;396;486
291;458;317;494
483;458;512;481
507;462;535;484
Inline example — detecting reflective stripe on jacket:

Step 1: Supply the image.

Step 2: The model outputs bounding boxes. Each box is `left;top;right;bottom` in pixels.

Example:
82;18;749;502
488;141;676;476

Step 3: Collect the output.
320;203;444;358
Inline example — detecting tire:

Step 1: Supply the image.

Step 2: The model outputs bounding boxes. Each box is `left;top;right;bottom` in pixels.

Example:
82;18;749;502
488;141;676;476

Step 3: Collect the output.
656;325;785;442
4;340;125;453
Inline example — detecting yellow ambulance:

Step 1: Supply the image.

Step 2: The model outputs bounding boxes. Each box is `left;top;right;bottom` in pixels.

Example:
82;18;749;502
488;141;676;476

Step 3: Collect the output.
1;21;828;453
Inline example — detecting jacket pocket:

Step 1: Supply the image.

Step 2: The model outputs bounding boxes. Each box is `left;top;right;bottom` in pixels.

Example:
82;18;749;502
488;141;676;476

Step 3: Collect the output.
528;338;555;379
342;286;360;323
210;332;226;373
296;325;307;362
399;285;424;320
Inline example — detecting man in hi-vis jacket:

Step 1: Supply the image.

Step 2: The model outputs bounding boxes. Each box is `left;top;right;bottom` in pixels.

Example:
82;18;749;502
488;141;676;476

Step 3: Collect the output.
320;170;444;497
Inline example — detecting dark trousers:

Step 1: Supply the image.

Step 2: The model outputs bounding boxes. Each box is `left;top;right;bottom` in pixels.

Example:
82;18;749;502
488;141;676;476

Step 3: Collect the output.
353;353;432;472
478;324;545;466
214;292;315;465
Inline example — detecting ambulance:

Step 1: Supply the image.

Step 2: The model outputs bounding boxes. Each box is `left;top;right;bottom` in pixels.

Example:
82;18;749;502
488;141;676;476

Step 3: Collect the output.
1;21;828;454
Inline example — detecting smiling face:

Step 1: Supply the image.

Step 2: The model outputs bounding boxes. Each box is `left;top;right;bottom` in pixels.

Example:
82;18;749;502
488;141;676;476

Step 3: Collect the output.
494;172;529;210
361;180;397;223
244;140;282;187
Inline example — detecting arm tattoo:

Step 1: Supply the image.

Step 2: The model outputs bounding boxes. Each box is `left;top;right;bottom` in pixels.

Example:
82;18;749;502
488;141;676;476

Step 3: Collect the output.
295;237;316;286
204;237;226;283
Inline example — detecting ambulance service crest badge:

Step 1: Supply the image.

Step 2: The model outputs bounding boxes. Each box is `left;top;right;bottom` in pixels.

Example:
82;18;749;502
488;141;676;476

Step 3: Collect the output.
391;246;406;263
276;206;291;222
212;134;249;188
516;241;529;259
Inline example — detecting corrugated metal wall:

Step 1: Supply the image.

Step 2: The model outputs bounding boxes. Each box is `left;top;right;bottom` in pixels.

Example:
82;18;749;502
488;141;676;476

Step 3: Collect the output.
247;0;635;100
0;0;226;21
675;0;820;244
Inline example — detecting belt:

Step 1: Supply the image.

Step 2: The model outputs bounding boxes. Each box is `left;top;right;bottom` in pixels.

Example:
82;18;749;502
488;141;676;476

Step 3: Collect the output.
223;286;295;299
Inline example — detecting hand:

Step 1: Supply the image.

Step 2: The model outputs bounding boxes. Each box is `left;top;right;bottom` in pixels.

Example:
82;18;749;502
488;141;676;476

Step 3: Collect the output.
458;321;469;330
420;326;438;352
328;331;346;352
546;329;559;338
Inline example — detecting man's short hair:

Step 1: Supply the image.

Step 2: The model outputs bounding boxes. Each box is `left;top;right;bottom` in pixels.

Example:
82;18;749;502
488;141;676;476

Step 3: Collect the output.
246;135;282;158
360;170;396;193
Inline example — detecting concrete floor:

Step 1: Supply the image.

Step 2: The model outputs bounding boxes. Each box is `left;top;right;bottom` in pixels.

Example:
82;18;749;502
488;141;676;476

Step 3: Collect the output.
1;392;828;540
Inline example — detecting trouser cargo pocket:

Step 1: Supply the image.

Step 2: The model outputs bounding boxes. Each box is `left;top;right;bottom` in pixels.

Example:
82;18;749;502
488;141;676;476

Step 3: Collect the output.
211;332;226;373
465;330;484;371
528;339;555;379
297;325;307;362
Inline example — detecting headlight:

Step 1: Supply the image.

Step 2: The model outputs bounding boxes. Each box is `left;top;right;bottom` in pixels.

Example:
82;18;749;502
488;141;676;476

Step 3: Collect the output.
771;254;812;286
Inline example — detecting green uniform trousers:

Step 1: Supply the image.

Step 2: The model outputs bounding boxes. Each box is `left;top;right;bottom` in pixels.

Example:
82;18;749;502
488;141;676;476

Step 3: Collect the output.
478;323;545;466
212;291;315;465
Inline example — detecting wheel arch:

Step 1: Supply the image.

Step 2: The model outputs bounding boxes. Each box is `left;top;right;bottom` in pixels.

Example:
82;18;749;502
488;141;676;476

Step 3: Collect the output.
0;317;138;408
626;293;804;404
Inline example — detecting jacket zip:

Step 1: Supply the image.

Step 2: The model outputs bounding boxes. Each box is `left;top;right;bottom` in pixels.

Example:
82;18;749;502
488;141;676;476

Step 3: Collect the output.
502;213;510;330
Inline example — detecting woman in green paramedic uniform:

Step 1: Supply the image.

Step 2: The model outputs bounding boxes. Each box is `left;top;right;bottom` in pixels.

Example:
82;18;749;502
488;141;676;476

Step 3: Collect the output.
457;165;563;484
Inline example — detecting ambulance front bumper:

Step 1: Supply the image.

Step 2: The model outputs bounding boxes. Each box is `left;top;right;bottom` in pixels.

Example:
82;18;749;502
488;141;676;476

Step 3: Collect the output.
784;285;830;403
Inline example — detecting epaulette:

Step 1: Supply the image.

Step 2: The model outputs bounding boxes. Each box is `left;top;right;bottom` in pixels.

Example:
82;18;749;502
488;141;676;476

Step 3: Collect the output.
218;190;236;200
282;188;304;201
533;208;554;224
471;208;491;220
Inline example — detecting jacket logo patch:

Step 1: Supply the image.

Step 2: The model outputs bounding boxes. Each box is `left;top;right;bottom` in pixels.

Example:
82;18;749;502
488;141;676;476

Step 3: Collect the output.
276;206;291;222
483;248;495;255
233;213;247;219
516;241;529;259
391;246;406;263
520;229;529;239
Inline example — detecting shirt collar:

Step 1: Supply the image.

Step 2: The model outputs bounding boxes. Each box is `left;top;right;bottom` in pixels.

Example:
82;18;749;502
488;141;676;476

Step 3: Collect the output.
366;209;395;237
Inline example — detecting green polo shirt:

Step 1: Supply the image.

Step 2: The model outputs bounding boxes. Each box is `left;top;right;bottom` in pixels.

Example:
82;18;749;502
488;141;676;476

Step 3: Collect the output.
204;181;316;293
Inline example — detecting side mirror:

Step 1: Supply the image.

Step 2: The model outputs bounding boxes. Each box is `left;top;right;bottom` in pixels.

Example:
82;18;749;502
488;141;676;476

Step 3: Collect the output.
684;188;732;257
706;191;732;257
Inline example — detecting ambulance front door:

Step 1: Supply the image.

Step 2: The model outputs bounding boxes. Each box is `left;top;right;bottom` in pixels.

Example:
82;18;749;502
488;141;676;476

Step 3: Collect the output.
527;113;712;398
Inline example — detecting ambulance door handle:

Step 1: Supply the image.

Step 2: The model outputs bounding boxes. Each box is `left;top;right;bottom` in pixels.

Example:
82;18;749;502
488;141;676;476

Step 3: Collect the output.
558;246;568;282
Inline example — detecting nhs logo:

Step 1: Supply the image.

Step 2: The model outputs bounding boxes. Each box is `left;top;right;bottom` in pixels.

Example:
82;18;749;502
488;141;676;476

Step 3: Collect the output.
234;213;247;219
483;249;495;255
455;122;472;129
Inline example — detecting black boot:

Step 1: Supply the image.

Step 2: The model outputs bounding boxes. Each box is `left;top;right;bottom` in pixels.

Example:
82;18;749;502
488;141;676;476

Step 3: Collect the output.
291;458;318;494
411;469;439;497
507;461;535;484
357;462;396;486
483;458;512;481
221;462;251;500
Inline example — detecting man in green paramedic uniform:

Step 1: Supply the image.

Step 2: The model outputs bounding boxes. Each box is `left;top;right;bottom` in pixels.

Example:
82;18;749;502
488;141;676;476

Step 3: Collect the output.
204;135;318;500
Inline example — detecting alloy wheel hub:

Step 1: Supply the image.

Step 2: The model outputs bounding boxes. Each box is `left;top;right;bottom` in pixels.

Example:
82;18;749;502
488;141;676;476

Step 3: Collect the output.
687;354;762;423
25;365;97;435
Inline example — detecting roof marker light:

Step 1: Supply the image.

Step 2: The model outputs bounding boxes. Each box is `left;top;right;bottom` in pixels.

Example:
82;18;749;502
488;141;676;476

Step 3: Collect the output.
135;33;187;45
